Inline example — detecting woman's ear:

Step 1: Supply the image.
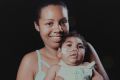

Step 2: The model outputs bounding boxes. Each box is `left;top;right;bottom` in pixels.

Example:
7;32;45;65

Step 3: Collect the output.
34;22;40;32
57;48;62;59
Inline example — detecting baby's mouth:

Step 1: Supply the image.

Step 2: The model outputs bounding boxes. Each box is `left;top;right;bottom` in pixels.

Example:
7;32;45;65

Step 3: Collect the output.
70;52;78;58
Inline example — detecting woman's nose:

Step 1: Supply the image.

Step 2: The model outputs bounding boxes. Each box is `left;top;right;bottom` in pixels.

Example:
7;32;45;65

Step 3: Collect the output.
54;24;63;32
58;25;64;32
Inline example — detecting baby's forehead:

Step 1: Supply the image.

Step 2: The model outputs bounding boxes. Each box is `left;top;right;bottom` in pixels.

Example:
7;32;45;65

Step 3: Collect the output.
64;36;83;43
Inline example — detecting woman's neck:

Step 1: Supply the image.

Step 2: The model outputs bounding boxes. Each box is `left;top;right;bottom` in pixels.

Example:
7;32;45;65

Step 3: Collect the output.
43;46;59;59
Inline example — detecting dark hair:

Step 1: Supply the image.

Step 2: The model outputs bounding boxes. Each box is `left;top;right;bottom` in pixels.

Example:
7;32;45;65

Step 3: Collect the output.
32;0;68;25
60;31;87;49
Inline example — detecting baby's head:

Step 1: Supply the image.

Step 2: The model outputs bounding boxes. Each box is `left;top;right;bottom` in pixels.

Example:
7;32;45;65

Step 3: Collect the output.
59;31;87;66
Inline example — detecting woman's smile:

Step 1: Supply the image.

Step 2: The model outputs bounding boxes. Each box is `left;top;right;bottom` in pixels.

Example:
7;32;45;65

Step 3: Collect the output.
50;36;62;42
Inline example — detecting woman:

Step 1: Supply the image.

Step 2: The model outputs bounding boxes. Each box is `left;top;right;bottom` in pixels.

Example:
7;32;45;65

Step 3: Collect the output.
16;0;109;80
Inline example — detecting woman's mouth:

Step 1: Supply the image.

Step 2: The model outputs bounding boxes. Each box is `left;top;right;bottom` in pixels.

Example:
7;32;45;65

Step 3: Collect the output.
50;36;62;42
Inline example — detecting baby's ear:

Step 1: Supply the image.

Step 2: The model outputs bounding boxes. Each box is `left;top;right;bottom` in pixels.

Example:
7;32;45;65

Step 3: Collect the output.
57;48;62;58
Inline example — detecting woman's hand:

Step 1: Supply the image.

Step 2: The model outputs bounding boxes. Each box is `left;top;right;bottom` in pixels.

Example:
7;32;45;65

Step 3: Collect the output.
92;69;104;80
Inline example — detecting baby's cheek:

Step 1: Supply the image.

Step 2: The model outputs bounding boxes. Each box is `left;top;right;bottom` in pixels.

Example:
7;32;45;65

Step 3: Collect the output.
61;48;68;54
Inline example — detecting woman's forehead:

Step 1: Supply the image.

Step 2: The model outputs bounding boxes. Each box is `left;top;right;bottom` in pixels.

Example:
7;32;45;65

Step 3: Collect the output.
40;5;68;20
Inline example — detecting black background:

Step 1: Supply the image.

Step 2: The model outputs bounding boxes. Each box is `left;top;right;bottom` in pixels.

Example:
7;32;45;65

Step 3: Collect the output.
0;0;120;80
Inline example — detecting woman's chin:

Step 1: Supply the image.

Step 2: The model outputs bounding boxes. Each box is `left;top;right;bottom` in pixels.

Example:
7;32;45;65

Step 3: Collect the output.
50;42;60;49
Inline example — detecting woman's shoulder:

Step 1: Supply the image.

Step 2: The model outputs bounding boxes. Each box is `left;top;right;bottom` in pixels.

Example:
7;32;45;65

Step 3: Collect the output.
21;48;46;69
17;50;40;79
22;50;37;63
19;50;39;73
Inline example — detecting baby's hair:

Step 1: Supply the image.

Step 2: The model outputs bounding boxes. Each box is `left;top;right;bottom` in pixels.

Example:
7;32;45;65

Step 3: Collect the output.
32;0;68;25
60;31;87;49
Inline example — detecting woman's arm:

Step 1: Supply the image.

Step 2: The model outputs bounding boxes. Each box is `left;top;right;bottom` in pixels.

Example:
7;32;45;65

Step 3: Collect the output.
16;53;36;80
87;42;109;80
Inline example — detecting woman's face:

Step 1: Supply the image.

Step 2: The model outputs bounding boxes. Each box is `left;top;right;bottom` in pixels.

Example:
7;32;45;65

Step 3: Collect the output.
60;37;85;66
35;5;69;49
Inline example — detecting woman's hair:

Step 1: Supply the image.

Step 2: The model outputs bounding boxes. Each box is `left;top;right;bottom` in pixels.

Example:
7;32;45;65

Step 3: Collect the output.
60;31;87;49
32;0;68;25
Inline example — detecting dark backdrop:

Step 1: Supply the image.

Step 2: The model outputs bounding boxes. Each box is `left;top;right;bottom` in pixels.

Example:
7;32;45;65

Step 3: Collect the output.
0;0;120;80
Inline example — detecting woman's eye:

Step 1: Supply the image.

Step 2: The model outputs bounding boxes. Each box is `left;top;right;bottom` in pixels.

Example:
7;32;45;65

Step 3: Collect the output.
62;19;67;24
46;22;53;26
78;45;84;48
59;19;68;26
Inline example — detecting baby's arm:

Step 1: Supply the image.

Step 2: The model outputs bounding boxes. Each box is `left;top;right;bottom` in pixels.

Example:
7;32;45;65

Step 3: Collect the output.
45;65;60;80
92;69;104;80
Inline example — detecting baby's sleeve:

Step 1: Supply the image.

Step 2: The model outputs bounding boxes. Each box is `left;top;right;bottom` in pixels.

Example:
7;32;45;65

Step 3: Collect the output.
83;61;96;78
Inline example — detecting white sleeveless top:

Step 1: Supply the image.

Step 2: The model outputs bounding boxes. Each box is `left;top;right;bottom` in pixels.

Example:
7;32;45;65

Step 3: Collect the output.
34;50;50;80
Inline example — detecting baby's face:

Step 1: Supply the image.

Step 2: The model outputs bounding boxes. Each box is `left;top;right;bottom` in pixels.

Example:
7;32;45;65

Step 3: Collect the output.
60;37;85;66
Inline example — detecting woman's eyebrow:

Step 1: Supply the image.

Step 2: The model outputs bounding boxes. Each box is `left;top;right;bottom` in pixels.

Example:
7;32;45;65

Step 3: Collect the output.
45;19;54;21
60;17;67;21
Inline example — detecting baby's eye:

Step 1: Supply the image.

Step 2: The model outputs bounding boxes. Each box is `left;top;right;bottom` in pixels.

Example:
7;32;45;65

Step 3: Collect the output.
66;44;72;47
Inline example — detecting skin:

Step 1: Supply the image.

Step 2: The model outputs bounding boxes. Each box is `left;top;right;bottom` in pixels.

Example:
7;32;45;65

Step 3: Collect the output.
16;4;109;80
45;37;103;80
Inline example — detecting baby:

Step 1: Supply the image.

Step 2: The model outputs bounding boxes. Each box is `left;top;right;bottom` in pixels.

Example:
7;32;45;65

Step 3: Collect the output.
45;32;103;80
